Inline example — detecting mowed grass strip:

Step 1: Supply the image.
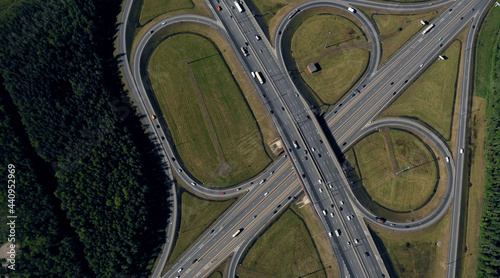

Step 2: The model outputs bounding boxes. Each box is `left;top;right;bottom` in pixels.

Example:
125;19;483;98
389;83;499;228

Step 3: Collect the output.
149;34;219;182
238;208;326;278
369;207;452;278
353;129;437;212
372;10;440;64
292;14;369;105
163;192;235;274
379;40;461;141
149;33;271;186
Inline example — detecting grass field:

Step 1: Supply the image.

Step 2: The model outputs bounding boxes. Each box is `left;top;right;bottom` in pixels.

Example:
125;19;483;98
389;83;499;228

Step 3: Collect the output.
291;13;369;106
149;33;271;186
372;10;441;65
138;0;210;26
163;192;235;274
349;128;437;212
369;206;452;278
238;206;326;278
379;40;461;141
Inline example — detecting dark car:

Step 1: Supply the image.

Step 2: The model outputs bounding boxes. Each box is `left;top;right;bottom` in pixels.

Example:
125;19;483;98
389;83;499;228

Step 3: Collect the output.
319;140;323;144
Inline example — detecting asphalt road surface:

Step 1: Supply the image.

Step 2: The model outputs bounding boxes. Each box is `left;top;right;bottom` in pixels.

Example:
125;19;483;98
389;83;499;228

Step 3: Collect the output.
116;0;493;277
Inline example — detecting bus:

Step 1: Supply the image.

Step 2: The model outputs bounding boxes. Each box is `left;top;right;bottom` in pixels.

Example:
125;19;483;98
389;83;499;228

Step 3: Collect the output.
255;71;265;84
288;9;300;19
232;228;243;237
234;1;244;13
422;24;435;34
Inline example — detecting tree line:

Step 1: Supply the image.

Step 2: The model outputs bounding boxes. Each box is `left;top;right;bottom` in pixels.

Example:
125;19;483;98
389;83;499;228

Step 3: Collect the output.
0;0;170;277
477;19;500;277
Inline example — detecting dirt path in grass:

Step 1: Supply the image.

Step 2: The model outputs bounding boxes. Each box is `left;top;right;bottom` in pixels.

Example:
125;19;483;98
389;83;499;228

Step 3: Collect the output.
187;67;230;182
381;127;399;174
312;43;370;62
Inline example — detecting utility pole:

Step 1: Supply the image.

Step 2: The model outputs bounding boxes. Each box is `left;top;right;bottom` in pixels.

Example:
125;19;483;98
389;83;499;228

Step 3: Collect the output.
324;30;332;48
180;48;188;64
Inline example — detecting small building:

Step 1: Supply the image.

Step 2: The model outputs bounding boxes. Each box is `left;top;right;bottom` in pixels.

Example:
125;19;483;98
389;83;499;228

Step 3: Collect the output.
307;63;319;73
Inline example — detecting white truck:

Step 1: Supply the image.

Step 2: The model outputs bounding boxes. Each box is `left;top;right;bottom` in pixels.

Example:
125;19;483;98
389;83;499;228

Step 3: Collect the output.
234;1;244;13
232;228;243;237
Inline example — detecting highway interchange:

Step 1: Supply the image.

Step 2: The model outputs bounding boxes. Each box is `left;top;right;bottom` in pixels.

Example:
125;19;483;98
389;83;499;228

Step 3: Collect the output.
117;0;493;277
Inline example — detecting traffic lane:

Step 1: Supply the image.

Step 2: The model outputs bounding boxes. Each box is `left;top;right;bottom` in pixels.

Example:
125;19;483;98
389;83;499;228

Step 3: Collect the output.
178;175;302;277
165;172;298;277
225;185;305;278
326;1;477;130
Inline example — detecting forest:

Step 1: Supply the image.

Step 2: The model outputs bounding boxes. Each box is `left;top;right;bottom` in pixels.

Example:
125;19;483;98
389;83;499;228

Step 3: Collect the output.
0;0;170;277
477;15;500;277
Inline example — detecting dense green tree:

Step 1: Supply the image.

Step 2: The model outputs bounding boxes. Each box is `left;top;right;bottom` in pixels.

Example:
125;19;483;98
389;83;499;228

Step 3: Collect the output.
0;0;169;277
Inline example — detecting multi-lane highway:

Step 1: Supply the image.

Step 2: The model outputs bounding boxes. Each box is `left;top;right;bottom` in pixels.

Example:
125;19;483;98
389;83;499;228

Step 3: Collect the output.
116;0;493;277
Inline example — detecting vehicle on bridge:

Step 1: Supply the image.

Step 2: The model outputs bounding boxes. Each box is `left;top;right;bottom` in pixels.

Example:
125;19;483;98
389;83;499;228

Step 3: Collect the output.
293;141;299;149
234;1;244;13
255;71;265;84
422;24;435;34
232;228;243;237
348;7;356;13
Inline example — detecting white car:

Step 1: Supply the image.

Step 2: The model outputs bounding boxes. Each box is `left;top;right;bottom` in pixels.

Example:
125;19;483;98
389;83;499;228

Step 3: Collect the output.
319;188;323;193
340;201;344;205
318;179;322;184
347;215;352;220
312;148;316;152
354;239;359;244
347;241;351;246
191;182;196;186
178;268;183;273
322;210;327;216
330;212;334;217
264;192;269;197
328;184;333;188
251;72;255;78
445;156;450;163
328;232;333;237
460;148;464;153
255;35;261;41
